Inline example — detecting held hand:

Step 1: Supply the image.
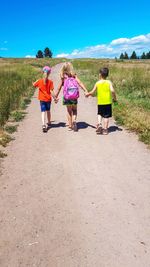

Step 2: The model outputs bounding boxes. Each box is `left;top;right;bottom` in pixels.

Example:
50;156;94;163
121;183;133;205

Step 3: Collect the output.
54;98;59;103
85;92;90;97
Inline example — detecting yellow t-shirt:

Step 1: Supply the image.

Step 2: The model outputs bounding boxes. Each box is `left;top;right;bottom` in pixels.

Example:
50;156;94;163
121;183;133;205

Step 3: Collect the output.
96;80;112;105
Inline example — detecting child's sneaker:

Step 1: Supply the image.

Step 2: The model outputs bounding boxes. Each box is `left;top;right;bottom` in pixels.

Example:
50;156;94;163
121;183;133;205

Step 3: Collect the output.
47;123;51;129
42;125;47;133
72;121;78;132
96;124;102;134
103;128;108;135
68;126;72;131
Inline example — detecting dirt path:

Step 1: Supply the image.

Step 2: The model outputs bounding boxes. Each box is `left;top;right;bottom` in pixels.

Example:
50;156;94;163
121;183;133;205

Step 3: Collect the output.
0;63;150;267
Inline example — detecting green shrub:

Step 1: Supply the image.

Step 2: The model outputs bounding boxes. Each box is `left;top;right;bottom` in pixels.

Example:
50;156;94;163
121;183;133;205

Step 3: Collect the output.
5;125;18;134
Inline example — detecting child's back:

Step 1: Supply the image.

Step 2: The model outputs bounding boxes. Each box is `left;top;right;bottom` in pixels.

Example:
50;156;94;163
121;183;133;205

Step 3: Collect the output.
96;80;112;105
35;78;54;102
55;62;88;131
86;67;117;135
33;66;57;132
63;75;79;100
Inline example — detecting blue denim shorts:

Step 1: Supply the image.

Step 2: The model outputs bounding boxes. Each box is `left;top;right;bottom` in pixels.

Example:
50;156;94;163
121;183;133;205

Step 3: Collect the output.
40;101;51;112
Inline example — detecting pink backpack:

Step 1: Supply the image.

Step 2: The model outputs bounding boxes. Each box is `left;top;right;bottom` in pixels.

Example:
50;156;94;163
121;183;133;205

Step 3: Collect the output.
63;77;79;100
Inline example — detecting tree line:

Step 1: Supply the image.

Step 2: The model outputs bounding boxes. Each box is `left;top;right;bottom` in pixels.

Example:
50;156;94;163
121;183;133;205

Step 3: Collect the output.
36;47;53;58
119;50;150;60
35;47;150;59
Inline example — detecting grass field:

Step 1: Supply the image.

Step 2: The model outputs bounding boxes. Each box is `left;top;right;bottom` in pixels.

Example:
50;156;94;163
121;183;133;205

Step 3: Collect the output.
72;59;150;145
0;58;65;156
0;58;65;126
0;58;150;156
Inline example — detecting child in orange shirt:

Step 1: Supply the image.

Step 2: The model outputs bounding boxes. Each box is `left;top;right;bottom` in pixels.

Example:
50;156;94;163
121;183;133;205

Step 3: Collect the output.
33;66;58;132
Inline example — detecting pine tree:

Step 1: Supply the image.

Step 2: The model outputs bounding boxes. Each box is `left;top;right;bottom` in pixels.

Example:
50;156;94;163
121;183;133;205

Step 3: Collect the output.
120;53;124;59
44;47;53;58
130;51;137;59
36;50;44;58
146;51;150;59
124;52;129;59
141;52;146;59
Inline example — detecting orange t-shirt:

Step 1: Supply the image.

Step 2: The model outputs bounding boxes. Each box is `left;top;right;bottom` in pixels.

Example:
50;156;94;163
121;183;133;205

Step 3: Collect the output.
33;79;54;102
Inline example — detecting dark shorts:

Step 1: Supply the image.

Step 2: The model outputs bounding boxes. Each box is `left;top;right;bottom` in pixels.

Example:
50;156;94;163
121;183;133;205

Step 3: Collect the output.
63;97;78;106
40;101;51;112
98;104;112;118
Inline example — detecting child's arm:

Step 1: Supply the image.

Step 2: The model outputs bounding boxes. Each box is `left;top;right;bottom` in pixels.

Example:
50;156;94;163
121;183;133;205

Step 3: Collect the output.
85;84;97;97
32;80;39;87
109;81;117;102
55;79;63;98
75;76;88;94
51;90;58;103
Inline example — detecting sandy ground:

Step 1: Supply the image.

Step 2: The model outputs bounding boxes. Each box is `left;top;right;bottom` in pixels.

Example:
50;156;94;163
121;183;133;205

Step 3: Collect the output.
0;63;150;267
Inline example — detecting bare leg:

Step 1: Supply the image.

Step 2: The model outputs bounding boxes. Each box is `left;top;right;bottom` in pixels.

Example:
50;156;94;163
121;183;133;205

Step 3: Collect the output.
72;105;78;131
41;112;46;125
97;114;102;125
103;118;109;129
67;106;73;128
47;111;51;124
96;114;103;133
72;105;77;123
103;118;109;134
41;111;47;132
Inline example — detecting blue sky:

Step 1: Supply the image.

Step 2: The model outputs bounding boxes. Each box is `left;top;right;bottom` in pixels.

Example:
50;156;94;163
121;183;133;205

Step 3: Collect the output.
0;0;150;58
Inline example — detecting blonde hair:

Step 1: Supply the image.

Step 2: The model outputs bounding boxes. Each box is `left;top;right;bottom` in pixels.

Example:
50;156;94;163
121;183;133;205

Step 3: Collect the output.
60;62;76;79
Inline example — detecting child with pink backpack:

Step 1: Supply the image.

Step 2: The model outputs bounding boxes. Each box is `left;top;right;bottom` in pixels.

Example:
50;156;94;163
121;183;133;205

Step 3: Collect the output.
56;62;88;131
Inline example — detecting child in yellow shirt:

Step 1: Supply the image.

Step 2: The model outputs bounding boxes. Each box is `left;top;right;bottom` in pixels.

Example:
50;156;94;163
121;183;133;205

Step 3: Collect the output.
86;67;117;135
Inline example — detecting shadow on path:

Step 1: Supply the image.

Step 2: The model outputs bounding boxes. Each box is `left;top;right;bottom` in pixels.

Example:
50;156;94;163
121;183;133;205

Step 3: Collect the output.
109;125;123;133
47;121;122;133
49;122;66;129
77;121;96;130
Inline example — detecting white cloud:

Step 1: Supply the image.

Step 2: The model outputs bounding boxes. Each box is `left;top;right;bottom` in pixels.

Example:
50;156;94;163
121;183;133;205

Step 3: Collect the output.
56;33;150;58
130;35;149;44
71;49;79;56
111;38;129;45
56;53;69;58
25;55;36;58
111;34;150;46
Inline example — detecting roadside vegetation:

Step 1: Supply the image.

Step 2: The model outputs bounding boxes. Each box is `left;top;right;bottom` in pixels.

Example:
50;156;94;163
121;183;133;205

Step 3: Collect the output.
0;58;65;157
72;59;150;146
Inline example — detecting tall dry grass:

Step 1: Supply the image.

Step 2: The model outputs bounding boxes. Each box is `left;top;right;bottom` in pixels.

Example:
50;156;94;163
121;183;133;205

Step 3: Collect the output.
0;57;66;126
0;64;36;126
